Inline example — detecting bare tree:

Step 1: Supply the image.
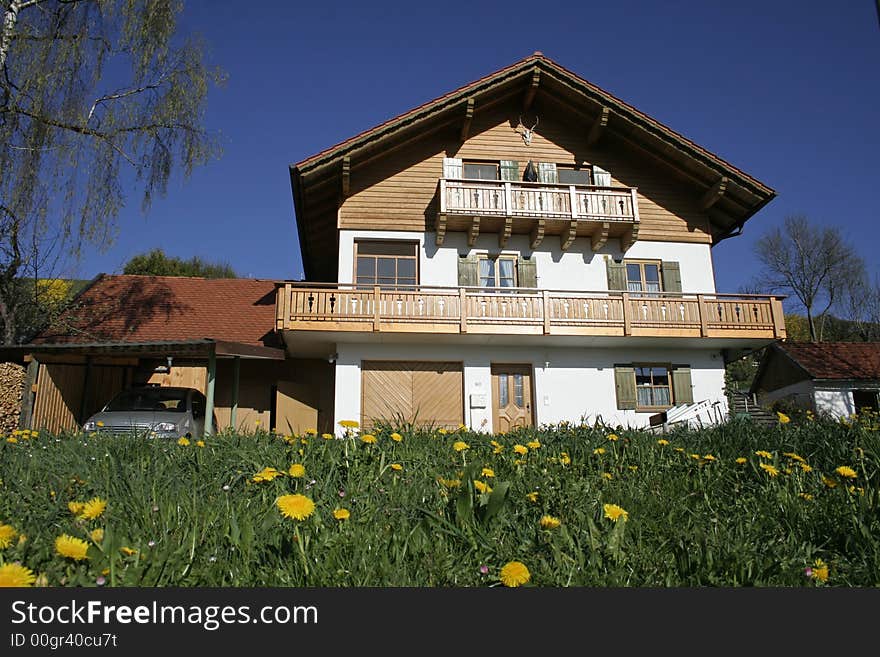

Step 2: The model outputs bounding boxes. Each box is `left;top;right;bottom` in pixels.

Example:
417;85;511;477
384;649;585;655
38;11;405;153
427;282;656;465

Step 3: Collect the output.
842;274;880;341
0;0;224;344
754;215;865;342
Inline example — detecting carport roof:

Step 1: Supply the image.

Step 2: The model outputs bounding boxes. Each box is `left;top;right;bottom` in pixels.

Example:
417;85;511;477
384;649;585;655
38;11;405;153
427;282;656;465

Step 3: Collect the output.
0;339;285;362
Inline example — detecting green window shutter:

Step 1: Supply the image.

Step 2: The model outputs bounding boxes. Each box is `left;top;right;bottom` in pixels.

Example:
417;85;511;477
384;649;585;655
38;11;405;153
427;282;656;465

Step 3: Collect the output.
458;254;479;287
500;160;519;181
517;257;537;288
606;259;627;292
671;367;693;404
537;162;558;184
614;366;637;410
662;261;682;293
592;165;611;187
443;157;463;179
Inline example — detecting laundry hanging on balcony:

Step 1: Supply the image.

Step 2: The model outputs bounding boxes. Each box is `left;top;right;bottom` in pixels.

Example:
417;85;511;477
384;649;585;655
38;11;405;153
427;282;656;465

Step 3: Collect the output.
523;160;538;182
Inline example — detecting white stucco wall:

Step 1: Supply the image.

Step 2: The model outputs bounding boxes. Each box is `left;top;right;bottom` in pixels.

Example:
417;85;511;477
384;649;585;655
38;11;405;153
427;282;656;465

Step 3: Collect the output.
760;380;880;419
333;343;727;434
338;230;718;294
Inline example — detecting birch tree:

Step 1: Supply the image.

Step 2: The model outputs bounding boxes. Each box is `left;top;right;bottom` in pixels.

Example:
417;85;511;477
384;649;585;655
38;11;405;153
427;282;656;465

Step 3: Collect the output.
0;0;223;343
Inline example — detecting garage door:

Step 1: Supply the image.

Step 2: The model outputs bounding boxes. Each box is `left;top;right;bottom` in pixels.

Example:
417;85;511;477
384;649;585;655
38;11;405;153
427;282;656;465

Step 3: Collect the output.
361;361;463;430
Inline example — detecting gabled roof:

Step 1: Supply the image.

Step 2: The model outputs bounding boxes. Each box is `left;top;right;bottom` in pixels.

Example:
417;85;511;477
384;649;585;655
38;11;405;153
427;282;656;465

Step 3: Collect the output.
290;52;776;279
31;274;280;348
772;342;880;380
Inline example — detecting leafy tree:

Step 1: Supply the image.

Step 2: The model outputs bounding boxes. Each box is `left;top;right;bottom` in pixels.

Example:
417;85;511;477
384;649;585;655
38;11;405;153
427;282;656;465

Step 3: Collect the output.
123;248;236;278
0;1;224;343
753;215;864;342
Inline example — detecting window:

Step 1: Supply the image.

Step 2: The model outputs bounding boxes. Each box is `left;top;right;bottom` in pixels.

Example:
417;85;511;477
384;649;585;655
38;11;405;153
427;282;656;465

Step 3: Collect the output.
463;162;499;180
853;390;879;414
625;260;662;295
635;365;672;409
557;166;591;186
478;255;517;288
355;241;418;289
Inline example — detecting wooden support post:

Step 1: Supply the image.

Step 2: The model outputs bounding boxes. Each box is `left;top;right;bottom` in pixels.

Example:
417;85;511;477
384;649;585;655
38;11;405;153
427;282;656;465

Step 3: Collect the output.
700;176;727;210
697;294;709;337
230;356;240;432
459;288;468;333
467;216;480;247
560;220;577;251
19;358;38;430
435;213;447;246
542;290;551;335
622;293;632;336
591;222;610;252
530;218;545;249
204;349;216;436
587;106;610;146
341;155;350;198
621;221;640;252
373;285;381;331
499;215;512;249
460;97;474;141
79;357;93;425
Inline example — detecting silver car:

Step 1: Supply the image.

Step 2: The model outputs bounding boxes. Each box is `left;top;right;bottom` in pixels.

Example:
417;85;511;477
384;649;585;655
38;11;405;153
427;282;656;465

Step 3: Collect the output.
82;386;214;438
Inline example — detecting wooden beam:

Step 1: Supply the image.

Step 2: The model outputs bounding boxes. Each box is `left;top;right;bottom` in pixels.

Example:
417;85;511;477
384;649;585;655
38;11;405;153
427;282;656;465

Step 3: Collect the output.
587;107;610;146
459;97;475;141
341;155;350;198
19;358;38;430
467;216;480;247
621;222;640;251
700;176;728;210
591;222;610;252
499;216;512;249
530;218;545;249
523;67;540;112
560;220;578;251
435;213;447;246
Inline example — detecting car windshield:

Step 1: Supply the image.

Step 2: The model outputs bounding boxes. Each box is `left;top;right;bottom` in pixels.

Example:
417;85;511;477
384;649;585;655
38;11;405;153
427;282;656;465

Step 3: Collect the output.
104;389;187;412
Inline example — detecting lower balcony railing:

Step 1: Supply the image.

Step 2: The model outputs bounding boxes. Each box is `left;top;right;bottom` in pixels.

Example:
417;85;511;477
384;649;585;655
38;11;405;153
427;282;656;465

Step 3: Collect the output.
275;283;786;340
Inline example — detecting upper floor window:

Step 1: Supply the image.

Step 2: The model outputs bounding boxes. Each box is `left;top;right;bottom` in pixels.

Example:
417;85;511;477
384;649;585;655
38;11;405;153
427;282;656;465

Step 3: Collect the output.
355;241;418;289
626;260;662;294
478;255;517;288
463;162;499;181
557;166;591;186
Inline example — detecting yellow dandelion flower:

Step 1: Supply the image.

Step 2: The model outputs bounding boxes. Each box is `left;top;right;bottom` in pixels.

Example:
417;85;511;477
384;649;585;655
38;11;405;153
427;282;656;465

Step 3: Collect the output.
89;528;104;543
783;452;806;463
759;463;779;477
513;444;528;456
177;437;190;446
490;440;504;454
276;494;316;521
252;467;283;483
439;478;461;489
304;429;317;436
196;440;205;448
657;439;669;446
822;475;837;488
560;452;571;466
0;563;36;587
438;428;448;435
0;524;18;549
603;504;629;522
452;441;469;452
68;501;84;516
735;457;747;464
473;480;492;494
607;434;619;442
333;508;350;521
322;433;334;440
799;463;813;473
481;467;495;478
499;561;530;587
539;515;561;530
755;450;773;459
6;437;17;444
391;432;403;442
777;411;790;424
526;491;539;502
848;485;865;496
17;534;26;547
702;454;716;462
390;463;403;471
812;559;829;582
120;547;137;556
674;447;685;453
361;434;377;444
835;465;857;479
338;420;359;429
527;440;541;450
514;458;526;465
593;447;606;455
55;534;89;561
79;497;107;520
799;493;814;501
602;472;613;480
288;463;306;478
628;465;639;471
690;453;701;460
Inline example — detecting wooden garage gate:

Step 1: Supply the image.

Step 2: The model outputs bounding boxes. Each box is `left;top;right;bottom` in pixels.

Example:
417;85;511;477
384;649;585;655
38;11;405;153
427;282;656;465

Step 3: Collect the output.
361;361;463;430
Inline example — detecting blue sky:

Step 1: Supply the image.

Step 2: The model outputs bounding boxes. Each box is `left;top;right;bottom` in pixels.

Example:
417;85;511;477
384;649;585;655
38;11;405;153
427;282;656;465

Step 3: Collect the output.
75;0;880;296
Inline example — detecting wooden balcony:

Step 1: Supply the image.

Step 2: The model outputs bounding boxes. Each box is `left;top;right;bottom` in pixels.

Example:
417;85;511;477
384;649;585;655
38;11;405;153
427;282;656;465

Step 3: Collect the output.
435;179;641;251
275;283;787;342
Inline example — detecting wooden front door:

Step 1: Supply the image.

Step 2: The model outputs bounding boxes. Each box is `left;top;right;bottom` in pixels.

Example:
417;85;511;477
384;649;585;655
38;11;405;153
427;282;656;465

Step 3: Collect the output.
491;364;533;432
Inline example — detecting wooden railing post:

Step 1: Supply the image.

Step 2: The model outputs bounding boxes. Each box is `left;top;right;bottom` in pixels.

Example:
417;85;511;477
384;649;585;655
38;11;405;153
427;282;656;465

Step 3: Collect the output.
460;288;468;333
439;179;448;214
373;286;381;332
622;292;631;335
503;182;512;214
568;185;578;220
697;295;709;337
284;283;292;326
542;291;551;334
770;297;786;338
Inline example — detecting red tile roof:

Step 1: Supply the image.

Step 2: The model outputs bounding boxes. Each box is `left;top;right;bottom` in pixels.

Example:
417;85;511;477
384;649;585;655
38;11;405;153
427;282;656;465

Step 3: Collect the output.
777;342;880;380
33;274;280;347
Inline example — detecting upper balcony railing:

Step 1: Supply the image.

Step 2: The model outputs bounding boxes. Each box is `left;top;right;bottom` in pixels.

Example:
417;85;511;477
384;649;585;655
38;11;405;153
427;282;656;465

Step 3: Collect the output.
439;178;639;223
275;283;786;341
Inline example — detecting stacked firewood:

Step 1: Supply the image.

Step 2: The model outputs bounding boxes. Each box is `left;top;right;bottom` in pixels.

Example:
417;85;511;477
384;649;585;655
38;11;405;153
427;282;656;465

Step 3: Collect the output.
0;362;25;434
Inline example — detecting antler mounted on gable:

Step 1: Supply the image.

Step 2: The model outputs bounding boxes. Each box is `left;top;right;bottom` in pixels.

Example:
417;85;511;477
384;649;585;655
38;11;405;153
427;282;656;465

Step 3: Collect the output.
515;115;539;146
